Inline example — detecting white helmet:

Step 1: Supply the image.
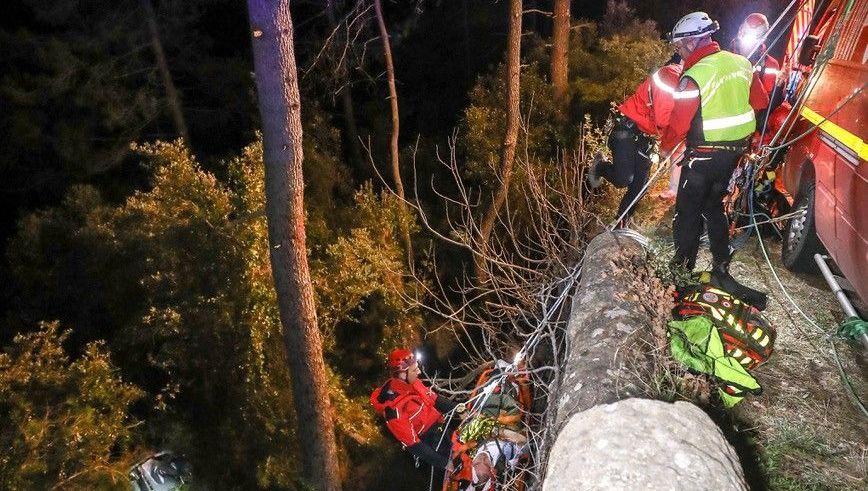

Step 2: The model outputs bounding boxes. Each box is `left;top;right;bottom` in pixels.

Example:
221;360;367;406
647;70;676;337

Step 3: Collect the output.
669;12;719;42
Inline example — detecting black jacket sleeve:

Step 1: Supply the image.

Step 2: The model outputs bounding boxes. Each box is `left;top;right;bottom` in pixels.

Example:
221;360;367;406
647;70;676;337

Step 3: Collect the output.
434;395;458;414
406;442;449;470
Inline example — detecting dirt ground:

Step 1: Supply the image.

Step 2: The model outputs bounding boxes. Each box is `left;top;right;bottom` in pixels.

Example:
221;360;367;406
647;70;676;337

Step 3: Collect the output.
616;177;868;491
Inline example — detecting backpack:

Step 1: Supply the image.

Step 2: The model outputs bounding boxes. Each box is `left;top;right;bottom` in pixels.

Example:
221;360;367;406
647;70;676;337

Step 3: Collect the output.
674;284;776;370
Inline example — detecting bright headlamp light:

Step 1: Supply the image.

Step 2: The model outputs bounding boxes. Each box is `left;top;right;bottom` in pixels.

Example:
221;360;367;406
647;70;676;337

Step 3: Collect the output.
739;29;762;50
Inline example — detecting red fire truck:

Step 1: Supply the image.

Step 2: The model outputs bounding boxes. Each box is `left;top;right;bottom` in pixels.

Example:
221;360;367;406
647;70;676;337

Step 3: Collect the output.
778;0;867;309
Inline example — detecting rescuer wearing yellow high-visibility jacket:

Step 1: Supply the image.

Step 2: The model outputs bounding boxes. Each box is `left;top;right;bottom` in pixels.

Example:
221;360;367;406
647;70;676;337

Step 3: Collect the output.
661;12;770;309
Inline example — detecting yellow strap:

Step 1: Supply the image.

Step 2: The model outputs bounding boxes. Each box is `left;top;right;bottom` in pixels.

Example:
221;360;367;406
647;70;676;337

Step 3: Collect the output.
800;106;868;161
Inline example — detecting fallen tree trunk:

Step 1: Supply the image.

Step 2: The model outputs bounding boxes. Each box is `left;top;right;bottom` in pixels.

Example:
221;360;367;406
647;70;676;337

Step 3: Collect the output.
543;232;746;490
550;232;670;425
545;398;747;490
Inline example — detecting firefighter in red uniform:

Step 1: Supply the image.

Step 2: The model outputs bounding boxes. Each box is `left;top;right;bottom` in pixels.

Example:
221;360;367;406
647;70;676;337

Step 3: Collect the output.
588;55;683;221
734;13;781;95
370;349;464;470
732;13;784;137
661;12;770;309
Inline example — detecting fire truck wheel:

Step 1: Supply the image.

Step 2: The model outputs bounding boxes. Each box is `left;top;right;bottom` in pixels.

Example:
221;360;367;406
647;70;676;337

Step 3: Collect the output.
781;181;823;271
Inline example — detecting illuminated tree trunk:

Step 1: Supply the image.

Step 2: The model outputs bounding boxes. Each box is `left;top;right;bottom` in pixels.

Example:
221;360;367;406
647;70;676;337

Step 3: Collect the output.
141;0;190;146
246;2;341;489
475;0;521;282
374;0;413;263
551;0;570;110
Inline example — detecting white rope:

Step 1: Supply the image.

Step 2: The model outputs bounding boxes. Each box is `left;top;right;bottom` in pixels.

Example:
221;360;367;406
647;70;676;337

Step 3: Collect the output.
732;209;803;231
428;260;585;490
606;141;685;231
745;0;802;61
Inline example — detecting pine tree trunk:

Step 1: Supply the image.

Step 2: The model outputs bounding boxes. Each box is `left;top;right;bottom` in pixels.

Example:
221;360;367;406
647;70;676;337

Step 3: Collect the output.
475;0;522;282
374;0;413;263
141;0;191;146
246;1;341;489
551;0;570;110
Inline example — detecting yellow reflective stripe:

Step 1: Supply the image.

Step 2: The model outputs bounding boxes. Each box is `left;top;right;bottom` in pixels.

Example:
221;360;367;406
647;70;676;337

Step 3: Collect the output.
801;106;868;161
703;110;755;131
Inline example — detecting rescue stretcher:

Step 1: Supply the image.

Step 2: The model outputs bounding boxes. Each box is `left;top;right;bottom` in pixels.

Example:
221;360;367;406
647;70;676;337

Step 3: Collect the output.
442;362;533;491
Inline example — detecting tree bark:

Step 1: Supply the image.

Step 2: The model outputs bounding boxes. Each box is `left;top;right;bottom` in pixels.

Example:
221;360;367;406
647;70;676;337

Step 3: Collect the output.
373;0;413;263
246;2;341;490
545;399;747;490
141;0;191;146
544;233;745;490
551;0;570;110
475;0;522;282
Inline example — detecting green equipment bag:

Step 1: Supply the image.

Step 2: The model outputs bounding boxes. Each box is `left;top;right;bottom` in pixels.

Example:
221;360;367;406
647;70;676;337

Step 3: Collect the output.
668;316;762;407
675;284;776;370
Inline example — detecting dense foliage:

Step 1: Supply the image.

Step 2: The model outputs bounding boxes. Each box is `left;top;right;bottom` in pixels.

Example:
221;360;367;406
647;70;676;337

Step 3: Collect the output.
6;133;418;488
0;322;142;490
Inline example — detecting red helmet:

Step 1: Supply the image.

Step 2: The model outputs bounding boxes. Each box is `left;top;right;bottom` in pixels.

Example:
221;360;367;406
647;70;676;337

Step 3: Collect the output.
387;349;415;371
737;13;770;53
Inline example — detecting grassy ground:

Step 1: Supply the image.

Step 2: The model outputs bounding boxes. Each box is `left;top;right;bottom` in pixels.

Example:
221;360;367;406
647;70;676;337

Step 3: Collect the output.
609;175;868;490
727;237;867;491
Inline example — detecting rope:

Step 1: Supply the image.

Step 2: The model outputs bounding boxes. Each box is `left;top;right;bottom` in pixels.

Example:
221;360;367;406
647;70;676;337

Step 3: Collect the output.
745;0;802;61
763;83;866;151
747;157;868;420
431;5;863;486
830;337;868;418
761;0;857;157
429;408;457;491
606;0;812;235
606;142;684;231
429;260;585;490
732;210;803;231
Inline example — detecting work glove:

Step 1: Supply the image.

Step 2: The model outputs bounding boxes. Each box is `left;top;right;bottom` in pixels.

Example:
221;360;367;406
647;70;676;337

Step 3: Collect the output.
648;141;661;165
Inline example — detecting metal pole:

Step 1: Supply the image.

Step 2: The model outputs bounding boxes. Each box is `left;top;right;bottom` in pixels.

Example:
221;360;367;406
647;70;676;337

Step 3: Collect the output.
814;254;868;349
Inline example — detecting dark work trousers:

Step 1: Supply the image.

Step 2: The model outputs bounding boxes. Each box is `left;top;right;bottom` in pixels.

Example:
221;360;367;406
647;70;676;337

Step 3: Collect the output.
672;149;740;270
601;119;653;219
408;422;452;470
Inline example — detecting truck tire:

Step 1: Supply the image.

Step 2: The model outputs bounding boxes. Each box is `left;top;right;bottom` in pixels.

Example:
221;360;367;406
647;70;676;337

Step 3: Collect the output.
781;181;823;271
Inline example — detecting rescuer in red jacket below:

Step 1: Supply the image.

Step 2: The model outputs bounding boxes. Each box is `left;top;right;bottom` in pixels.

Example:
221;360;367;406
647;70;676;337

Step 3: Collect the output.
588;54;684;220
370;349;465;470
661;12;770;310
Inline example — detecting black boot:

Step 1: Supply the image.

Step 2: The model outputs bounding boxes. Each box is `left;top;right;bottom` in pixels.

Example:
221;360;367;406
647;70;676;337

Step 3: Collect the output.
710;261;768;311
587;151;610;189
